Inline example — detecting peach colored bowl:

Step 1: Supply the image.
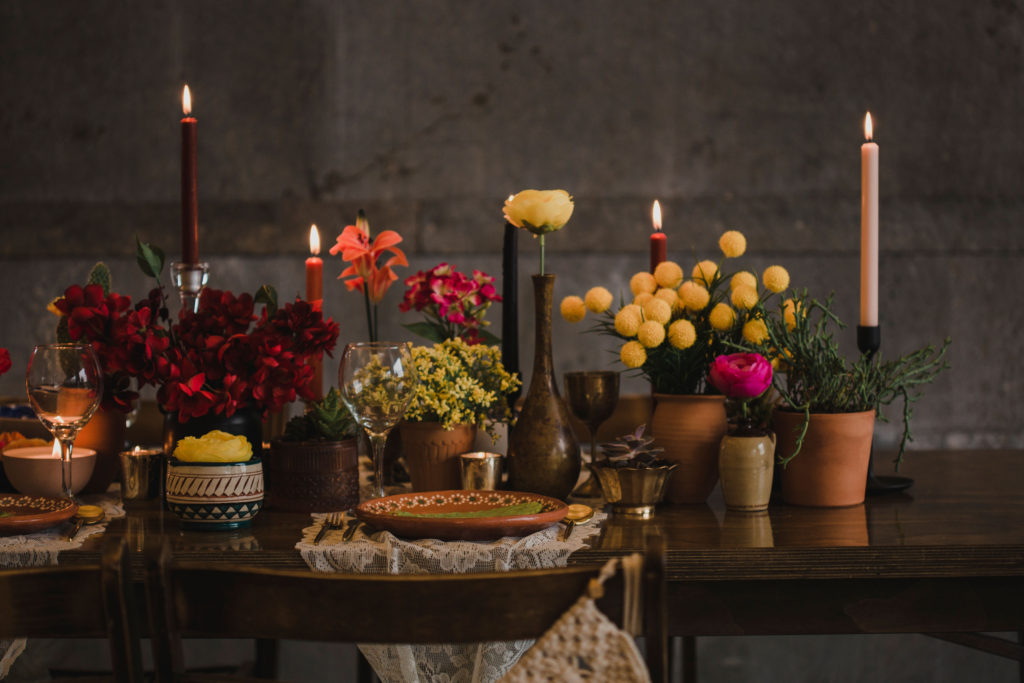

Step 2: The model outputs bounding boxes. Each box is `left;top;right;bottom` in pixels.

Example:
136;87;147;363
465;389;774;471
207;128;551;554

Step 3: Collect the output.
2;446;97;498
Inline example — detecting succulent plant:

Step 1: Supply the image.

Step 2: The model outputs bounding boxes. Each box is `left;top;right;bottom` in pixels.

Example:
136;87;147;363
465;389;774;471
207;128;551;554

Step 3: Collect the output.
283;388;357;442
599;424;668;469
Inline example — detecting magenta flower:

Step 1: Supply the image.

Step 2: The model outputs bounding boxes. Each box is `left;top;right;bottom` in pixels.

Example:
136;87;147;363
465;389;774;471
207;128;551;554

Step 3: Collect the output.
709;353;772;399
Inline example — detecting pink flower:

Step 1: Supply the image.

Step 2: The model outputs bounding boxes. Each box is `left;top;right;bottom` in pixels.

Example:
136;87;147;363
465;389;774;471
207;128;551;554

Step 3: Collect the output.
709;353;772;399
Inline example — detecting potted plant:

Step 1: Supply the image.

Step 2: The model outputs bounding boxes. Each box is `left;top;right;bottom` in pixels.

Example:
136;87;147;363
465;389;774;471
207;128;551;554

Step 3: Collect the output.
590;425;677;518
400;338;519;492
562;229;792;503
266;388;360;512
735;291;950;507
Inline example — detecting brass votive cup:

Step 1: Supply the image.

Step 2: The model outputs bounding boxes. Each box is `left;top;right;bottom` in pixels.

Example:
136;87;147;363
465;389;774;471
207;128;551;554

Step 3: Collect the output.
118;447;163;505
459;452;504;490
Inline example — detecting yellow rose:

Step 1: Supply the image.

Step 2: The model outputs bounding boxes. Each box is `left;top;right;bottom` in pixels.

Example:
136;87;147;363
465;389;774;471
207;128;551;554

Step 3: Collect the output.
678;281;710;311
642;298;672;325
637;320;666;348
503;189;574;235
762;265;790;294
560;295;586;323
692;260;719;287
709;302;736;331
719;230;747;258
654;287;680;311
620;341;647;368
174;430;253;463
584;286;613;313
743;319;769;345
614;304;643;337
668;319;697;349
653;261;684;289
731;284;759;310
629;271;657;296
730;271;757;291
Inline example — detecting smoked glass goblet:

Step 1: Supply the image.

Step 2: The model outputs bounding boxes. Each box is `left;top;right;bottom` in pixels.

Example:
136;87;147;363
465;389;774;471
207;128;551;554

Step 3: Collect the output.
564;371;619;496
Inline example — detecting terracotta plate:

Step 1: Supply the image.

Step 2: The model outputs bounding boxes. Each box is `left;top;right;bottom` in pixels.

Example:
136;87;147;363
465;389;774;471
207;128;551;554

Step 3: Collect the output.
355;490;568;541
0;493;78;535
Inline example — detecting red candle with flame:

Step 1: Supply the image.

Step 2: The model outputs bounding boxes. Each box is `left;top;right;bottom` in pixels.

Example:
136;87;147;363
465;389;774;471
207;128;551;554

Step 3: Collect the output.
181;85;199;264
306;224;324;399
650;199;666;272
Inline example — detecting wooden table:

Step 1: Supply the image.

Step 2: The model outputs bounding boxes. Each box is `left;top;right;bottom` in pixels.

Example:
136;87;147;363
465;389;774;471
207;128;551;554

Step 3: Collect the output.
63;449;1024;646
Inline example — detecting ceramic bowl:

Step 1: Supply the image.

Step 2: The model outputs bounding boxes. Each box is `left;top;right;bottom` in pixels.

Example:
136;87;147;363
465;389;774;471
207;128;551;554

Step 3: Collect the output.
165;457;264;530
1;446;97;498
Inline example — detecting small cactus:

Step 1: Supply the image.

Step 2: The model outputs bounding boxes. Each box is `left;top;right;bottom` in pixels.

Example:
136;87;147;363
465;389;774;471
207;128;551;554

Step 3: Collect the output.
599;424;668;469
283;388;357;442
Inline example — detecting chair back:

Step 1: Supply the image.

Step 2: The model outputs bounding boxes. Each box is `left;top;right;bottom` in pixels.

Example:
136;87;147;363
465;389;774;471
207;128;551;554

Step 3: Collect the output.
0;531;144;683
145;538;667;682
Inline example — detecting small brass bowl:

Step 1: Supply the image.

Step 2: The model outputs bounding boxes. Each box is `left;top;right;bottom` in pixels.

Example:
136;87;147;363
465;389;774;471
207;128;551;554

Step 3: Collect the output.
590;463;678;518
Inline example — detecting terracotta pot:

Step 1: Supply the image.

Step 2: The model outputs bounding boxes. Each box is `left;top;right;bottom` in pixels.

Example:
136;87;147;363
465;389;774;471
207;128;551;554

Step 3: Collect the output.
75;405;127;494
400;421;477;492
265;438;359;512
649;394;726;504
774;409;875;507
718;432;776;511
507;274;581;500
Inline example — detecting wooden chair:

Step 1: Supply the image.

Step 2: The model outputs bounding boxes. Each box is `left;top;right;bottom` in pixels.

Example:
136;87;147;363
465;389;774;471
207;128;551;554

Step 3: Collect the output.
144;538;667;683
0;531;144;683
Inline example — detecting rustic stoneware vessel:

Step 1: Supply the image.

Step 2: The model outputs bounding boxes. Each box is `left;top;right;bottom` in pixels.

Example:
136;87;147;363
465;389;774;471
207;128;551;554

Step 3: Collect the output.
165;457;264;530
718;432;776;511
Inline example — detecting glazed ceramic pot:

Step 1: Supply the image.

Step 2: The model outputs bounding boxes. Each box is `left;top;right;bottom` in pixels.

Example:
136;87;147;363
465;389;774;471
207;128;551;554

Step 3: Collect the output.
590;463;678;518
400;421;477;492
265;438;359;512
649;394;726;504
165;457;264;530
718;432;776;511
774;409;875;507
507;274;581;500
75;406;127;494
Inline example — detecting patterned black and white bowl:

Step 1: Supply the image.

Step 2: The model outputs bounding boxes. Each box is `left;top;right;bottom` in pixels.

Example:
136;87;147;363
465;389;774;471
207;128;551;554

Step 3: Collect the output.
165;457;264;530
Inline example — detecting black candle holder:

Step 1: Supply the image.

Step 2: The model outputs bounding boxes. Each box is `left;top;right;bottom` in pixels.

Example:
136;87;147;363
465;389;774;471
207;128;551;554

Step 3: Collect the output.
858;324;913;495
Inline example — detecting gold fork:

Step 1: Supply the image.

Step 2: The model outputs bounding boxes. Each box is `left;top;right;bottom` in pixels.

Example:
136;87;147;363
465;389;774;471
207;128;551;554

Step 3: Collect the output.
312;511;347;545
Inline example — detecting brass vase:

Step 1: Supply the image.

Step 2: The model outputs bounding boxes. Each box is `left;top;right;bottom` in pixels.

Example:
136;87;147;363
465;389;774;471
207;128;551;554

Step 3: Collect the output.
508;274;581;500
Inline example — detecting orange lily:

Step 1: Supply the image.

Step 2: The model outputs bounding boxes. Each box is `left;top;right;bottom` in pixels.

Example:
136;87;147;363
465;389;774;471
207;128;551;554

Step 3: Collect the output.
331;223;408;305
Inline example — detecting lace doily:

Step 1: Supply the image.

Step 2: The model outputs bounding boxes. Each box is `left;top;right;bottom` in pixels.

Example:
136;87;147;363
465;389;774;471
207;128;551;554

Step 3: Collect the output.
0;493;124;680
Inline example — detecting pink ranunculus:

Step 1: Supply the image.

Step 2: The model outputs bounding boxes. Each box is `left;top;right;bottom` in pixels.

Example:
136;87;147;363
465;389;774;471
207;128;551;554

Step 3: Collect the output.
709;352;772;399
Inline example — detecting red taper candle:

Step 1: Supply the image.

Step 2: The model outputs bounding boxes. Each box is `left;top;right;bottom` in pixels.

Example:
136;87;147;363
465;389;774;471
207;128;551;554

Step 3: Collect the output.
181;85;199;264
650;199;666;273
306;224;324;399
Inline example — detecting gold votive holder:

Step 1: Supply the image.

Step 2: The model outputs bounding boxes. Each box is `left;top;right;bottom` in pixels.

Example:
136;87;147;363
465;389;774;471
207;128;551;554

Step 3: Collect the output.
459;452;504;490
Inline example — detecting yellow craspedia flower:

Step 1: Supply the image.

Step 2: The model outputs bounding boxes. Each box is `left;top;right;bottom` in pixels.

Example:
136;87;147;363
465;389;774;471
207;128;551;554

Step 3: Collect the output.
629;271;657;296
709;303;736;331
783;297;799;331
642;297;672;325
614;304;643;337
678;281;710;311
174;430;253;463
584;286;613;313
653;260;684;289
692;260;719;286
654;287;680;311
730;271;757;291
637;320;666;348
560;295;587;323
762;265;790;294
719;230;747;258
743;318;769;344
730;284;759;311
633;292;654;307
668;319;697;349
620;341;647;368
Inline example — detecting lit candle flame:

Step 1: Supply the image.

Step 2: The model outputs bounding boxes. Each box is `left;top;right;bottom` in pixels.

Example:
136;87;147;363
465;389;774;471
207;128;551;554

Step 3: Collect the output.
309;224;321;256
182;85;192;116
652;200;662;232
51;441;61;457
864;111;873;141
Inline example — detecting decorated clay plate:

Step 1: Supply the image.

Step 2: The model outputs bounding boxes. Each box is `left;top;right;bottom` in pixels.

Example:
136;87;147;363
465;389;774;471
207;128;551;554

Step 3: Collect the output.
0;493;77;535
355;490;568;541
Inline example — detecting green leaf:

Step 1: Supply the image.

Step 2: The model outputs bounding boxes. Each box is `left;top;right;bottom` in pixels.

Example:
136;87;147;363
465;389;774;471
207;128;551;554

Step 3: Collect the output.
86;262;112;295
136;237;165;278
255;285;278;316
402;322;445;344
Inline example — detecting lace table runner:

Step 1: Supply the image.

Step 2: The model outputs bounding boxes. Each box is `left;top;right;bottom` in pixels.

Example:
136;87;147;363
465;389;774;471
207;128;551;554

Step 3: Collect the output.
297;502;605;683
0;493;125;680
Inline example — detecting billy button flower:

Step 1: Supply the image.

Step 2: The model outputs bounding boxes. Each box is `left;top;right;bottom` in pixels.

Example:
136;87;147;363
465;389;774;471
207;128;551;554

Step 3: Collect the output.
718;230;747;258
584;286;613;313
653;261;684;289
679;281;710;312
762;265;790;294
630;272;657;296
620;340;647;368
560;295;587;323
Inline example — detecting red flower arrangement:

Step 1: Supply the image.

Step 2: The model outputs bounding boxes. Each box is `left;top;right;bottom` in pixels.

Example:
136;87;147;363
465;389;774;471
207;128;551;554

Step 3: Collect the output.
51;251;339;422
399;263;502;345
0;347;11;377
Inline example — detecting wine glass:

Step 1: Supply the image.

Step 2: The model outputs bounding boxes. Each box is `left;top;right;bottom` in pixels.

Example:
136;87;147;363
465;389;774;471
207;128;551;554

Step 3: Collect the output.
338;342;417;499
26;343;103;502
564;371;619;496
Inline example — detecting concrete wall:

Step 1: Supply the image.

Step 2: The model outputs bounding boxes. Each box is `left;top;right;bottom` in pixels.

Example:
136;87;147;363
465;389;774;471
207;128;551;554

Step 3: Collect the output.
1;2;1021;680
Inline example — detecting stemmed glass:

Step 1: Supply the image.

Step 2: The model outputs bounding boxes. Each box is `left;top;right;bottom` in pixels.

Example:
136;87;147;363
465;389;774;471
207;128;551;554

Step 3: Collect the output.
338;342;417;499
26;343;103;502
564;371;619;496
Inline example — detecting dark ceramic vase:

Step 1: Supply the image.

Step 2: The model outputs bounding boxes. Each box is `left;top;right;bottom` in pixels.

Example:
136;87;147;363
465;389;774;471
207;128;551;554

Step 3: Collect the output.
162;406;264;459
507;274;581;500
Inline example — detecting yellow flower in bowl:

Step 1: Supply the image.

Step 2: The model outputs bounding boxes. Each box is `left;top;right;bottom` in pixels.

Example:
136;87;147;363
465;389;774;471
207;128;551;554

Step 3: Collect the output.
173;430;253;463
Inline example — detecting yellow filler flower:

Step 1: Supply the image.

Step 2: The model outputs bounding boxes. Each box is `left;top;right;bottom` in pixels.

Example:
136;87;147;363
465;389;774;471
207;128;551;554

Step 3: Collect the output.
642;298;672;325
584;286;613;313
620;341;647;368
730;271;757;291
668;319;697;349
719;230;747;258
743;318;769;344
709;303;736;331
629;271;657;296
731;284;759;311
692;260;719;287
762;265;790;294
678;281;710;311
614;305;643;337
653;261;684;289
637;320;666;348
560;295;586;323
